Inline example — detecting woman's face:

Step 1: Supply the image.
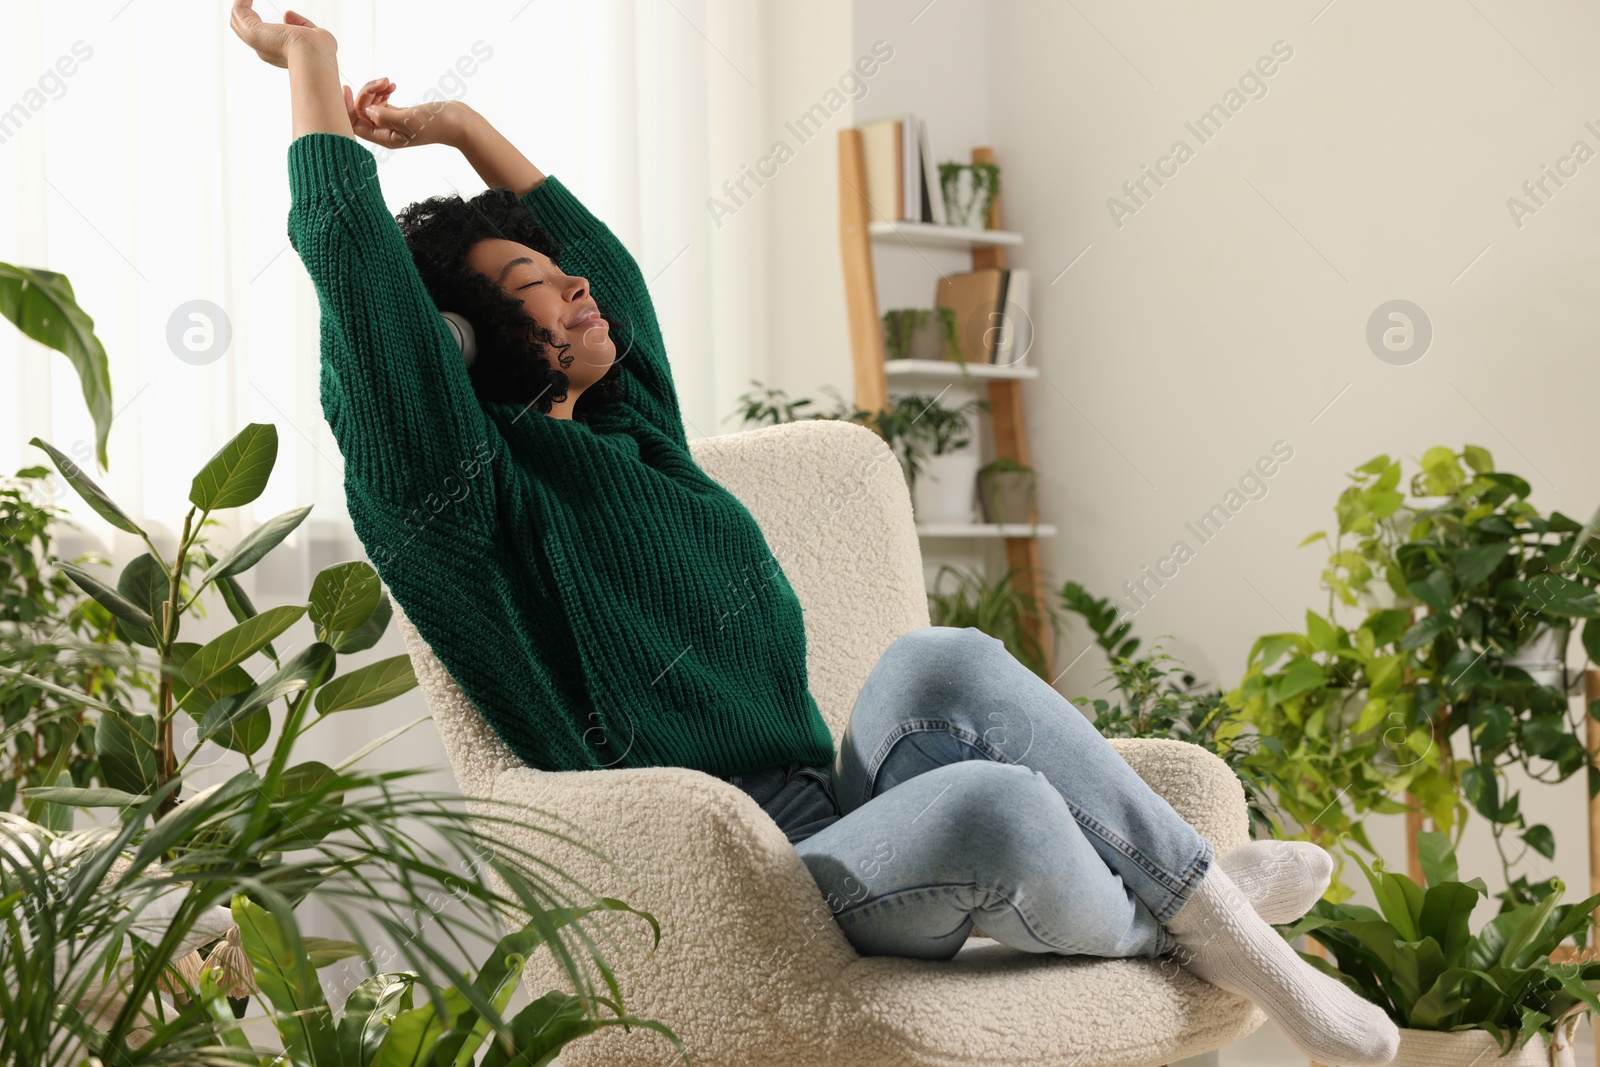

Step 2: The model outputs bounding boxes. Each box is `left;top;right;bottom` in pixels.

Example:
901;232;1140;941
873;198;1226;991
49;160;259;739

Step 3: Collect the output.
466;237;616;397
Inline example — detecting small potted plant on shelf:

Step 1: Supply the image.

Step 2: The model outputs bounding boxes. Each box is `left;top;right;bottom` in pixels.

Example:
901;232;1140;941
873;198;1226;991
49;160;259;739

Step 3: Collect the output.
882;307;960;363
1287;831;1600;1067
894;392;990;524
977;456;1037;525
938;160;1001;229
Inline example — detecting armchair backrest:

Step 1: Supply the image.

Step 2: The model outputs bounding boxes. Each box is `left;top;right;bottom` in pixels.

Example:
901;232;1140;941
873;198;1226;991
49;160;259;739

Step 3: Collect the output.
394;418;929;792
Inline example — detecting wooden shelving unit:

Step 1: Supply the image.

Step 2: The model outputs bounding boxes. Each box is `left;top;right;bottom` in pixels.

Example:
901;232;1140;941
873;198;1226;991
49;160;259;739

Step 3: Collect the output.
838;131;1053;678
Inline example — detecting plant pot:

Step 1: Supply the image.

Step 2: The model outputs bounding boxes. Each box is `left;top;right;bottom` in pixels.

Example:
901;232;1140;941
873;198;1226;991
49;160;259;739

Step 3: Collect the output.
977;468;1037;525
940;163;998;229
1331;1022;1579;1067
912;450;982;524
906;314;947;362
1505;626;1567;689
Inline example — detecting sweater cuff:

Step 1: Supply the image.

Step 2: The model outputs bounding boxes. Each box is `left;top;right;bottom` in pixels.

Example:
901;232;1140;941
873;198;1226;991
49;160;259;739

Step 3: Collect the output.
518;174;605;243
287;132;394;243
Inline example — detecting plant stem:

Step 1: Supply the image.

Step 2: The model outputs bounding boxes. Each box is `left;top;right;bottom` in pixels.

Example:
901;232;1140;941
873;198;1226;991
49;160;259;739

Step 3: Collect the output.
155;507;197;821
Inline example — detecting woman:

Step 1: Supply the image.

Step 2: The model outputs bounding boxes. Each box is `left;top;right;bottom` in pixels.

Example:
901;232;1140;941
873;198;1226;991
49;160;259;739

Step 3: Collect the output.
231;5;1396;1063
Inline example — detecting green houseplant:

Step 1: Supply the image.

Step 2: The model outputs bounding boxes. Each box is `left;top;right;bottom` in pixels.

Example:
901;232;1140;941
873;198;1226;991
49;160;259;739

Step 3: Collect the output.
1226;445;1600;905
1289;831;1600;1063
1058;581;1274;834
937;160;1001;230
1;465;149;822
1;423;680;1065
928;563;1059;680
882;307;960;363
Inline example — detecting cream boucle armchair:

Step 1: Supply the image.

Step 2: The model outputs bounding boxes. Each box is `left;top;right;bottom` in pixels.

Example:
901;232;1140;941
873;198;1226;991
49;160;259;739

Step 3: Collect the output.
394;418;1265;1067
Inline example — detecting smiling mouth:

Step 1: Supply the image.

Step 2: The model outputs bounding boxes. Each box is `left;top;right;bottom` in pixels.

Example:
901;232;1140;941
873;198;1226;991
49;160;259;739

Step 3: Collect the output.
568;309;608;331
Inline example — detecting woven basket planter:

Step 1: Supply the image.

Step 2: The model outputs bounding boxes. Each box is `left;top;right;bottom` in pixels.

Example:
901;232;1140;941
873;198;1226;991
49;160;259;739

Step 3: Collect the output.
1335;1019;1581;1067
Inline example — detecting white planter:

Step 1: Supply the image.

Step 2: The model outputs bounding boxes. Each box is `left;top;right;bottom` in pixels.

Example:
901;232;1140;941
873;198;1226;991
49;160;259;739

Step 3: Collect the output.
1505;626;1567;689
912;450;982;524
1333;1022;1579;1067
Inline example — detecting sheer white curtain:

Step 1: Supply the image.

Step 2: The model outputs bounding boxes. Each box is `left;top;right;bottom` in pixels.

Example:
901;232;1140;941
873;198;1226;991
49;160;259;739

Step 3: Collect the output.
1;0;766;577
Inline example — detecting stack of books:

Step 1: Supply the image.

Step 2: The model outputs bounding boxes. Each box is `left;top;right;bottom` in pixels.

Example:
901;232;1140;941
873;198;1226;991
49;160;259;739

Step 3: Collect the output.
935;267;1032;367
857;111;945;225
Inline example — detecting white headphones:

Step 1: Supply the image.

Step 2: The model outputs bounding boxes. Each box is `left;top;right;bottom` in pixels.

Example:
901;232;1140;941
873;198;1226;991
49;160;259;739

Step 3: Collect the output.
440;311;477;368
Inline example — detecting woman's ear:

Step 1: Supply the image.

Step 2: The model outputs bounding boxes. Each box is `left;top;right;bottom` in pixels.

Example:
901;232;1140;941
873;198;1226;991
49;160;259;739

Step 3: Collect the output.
441;311;477;367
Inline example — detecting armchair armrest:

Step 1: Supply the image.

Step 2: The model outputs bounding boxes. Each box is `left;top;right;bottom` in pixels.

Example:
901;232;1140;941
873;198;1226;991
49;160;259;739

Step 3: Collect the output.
489;764;860;1054
1109;738;1251;854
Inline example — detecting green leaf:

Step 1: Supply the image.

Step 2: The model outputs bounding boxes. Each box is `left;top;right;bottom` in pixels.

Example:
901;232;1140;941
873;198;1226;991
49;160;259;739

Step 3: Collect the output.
310;561;382;637
1409;569;1453;613
18;785;149;808
58;562;155;640
314;656;417;716
1416;830;1458;887
199;505;314;586
181;604;306;698
1417;882;1480;969
190;423;277;511
1462;445;1494;473
338;973;415;1067
5;268;113;467
30;436;141;535
1397;613;1448;651
232;893;339;1065
95;711;158;795
1521;824;1556;860
1461;765;1500;821
328;590;393;654
1275;657;1325;703
1498;881;1565;968
209;566;279;662
200;643;335;740
1454;542;1512;589
116;552;170;646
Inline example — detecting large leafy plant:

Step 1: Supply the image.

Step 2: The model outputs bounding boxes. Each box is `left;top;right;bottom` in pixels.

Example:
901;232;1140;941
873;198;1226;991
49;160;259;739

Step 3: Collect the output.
1;423;680;1064
1226;445;1600;904
1290;831;1600;1053
1;465;148;820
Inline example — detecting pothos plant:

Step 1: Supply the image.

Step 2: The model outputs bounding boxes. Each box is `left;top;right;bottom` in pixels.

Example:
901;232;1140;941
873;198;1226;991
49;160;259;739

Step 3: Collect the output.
1227;445;1600;905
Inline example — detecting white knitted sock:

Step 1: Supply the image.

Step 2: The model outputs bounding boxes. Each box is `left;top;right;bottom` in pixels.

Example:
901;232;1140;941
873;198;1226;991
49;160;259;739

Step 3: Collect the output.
1167;864;1399;1066
1218;839;1333;926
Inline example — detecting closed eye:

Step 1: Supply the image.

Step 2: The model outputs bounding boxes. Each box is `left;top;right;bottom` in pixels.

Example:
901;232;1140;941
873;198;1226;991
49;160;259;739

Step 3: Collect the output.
517;280;542;291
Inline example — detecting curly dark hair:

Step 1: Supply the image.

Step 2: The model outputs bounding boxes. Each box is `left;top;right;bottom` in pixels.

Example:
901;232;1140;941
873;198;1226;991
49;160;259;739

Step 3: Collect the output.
395;186;624;421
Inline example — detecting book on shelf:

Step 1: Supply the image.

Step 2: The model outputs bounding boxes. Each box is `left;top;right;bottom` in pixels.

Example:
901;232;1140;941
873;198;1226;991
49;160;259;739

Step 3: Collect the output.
858;112;946;225
935;267;1032;366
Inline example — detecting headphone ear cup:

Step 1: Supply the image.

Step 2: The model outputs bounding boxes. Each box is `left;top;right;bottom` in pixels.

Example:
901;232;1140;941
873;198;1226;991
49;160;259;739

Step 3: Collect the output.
440;311;477;368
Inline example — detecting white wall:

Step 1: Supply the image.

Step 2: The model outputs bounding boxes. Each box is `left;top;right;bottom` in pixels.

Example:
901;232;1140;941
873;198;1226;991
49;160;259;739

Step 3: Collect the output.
973;0;1600;899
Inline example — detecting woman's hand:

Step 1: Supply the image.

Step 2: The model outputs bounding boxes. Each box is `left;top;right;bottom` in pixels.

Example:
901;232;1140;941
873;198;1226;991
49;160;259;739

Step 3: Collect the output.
344;78;466;150
230;0;336;69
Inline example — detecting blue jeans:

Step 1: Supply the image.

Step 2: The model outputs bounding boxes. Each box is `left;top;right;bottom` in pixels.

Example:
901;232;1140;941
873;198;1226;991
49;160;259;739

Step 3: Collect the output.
723;625;1212;961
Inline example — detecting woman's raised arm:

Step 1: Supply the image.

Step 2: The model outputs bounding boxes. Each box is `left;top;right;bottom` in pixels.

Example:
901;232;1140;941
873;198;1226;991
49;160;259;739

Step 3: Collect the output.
231;1;504;546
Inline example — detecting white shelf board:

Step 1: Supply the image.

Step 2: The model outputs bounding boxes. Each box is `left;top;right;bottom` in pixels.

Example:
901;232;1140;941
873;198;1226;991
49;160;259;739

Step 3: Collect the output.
869;220;1023;250
886;359;1038;380
915;523;1058;539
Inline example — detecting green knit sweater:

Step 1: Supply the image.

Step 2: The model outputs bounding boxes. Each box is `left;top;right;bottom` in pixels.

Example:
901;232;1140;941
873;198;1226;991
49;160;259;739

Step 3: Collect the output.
286;132;835;777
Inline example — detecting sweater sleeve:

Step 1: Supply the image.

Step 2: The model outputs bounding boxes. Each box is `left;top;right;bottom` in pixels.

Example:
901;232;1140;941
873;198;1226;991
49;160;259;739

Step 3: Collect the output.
517;176;688;449
286;132;502;536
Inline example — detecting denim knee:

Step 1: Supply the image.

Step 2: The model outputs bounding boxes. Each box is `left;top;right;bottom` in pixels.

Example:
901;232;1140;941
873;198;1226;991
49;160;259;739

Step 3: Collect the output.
882;624;997;667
